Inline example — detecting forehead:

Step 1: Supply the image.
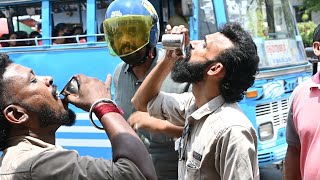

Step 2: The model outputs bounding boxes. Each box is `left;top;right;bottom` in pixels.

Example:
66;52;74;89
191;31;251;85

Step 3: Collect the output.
206;32;234;50
3;63;31;81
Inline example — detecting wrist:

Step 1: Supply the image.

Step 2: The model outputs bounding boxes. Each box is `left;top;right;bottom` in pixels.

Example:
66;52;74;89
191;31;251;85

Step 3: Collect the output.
89;98;124;130
93;103;124;120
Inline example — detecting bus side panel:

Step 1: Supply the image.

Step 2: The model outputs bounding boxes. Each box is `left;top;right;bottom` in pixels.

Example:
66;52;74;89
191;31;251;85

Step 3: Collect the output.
8;47;122;159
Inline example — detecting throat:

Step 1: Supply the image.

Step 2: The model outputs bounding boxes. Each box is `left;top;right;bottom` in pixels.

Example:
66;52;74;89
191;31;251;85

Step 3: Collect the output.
132;57;154;80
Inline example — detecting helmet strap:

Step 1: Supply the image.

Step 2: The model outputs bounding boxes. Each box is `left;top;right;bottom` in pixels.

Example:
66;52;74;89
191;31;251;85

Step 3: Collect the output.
129;45;153;68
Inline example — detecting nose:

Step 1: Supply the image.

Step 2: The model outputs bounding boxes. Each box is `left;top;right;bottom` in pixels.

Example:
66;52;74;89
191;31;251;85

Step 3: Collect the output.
39;76;53;86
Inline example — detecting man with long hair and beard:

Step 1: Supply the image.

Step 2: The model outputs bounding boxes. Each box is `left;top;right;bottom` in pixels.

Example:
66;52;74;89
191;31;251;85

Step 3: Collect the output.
132;22;260;180
103;0;191;179
0;53;157;179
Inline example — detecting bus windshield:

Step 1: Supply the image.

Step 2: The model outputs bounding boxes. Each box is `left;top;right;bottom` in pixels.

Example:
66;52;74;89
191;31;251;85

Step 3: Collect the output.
225;0;307;69
198;0;217;39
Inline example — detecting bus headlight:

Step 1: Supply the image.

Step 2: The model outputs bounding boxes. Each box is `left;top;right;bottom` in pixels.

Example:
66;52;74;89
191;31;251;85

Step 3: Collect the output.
258;122;274;141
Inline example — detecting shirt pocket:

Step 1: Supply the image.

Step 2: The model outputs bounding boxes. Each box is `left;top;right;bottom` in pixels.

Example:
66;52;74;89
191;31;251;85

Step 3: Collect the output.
185;159;200;180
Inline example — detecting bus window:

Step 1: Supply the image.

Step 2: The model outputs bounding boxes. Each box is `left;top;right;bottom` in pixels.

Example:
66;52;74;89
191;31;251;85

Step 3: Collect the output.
0;18;9;47
96;0;111;42
199;0;217;39
226;0;307;69
0;18;9;36
51;1;85;44
0;2;42;47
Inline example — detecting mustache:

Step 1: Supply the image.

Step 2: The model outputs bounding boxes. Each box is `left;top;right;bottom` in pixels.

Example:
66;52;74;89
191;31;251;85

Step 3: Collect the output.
119;43;135;54
52;85;59;99
184;44;192;58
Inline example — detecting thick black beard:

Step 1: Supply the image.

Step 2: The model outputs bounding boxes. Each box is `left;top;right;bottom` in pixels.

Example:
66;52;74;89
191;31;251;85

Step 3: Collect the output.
171;56;215;83
21;103;76;128
38;107;76;127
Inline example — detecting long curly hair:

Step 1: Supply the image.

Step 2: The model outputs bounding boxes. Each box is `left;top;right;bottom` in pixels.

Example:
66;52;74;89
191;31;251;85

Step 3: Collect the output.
0;53;13;151
216;23;260;103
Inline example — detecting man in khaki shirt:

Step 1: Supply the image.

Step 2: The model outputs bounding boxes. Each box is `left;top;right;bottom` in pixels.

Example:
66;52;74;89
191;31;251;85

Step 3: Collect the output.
132;23;260;179
0;53;156;180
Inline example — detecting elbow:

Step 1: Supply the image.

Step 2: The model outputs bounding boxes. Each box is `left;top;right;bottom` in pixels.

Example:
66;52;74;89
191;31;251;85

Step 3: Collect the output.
131;96;146;112
131;96;138;109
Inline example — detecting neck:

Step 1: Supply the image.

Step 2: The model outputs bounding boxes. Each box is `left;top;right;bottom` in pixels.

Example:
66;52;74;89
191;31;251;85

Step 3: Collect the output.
9;125;58;145
192;81;220;108
132;57;154;80
29;127;58;145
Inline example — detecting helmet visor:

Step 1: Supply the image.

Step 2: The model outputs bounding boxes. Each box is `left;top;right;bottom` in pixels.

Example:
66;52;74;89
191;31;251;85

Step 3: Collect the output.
103;15;154;57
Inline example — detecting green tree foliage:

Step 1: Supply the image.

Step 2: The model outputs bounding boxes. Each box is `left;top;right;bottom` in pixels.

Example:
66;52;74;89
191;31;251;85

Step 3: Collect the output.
297;21;317;47
301;0;320;15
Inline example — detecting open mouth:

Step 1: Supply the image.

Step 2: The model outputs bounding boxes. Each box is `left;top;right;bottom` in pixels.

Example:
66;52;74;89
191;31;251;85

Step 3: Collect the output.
52;85;59;99
184;44;192;58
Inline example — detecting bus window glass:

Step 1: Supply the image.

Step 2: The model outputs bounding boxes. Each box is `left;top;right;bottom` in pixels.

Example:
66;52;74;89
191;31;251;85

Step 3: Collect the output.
225;0;307;69
0;2;42;47
0;18;9;45
199;0;217;39
51;0;85;44
96;0;111;42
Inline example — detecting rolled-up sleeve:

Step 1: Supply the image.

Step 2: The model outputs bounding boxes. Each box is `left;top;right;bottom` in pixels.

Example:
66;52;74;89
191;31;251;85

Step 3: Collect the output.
215;126;259;180
286;86;300;146
147;91;193;126
30;150;146;180
286;104;300;146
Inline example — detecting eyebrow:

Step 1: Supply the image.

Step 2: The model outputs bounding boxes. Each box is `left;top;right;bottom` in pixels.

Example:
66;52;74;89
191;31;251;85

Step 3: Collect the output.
204;36;207;46
28;70;35;80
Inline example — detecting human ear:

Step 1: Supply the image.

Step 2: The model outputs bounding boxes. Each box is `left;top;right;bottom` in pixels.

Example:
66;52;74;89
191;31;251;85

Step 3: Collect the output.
313;42;320;57
3;105;29;125
207;62;224;77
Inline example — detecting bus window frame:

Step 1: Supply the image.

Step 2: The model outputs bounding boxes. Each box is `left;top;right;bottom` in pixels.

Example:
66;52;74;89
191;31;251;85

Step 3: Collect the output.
0;0;191;48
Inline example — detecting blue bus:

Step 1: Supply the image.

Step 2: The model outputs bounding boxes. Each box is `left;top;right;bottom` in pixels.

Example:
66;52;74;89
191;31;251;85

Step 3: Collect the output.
0;0;312;166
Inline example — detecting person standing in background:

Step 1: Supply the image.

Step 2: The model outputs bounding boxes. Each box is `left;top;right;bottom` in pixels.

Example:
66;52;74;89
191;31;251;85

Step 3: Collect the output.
284;23;320;180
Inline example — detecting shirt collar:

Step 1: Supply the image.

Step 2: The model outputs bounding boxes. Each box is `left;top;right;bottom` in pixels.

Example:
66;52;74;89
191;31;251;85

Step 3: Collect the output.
188;95;225;121
5;135;62;150
309;71;320;90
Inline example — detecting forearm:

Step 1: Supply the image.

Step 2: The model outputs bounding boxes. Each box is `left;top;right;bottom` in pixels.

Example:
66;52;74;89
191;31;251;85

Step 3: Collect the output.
100;112;157;180
155;120;184;138
284;145;301;180
128;111;184;138
132;52;176;111
143;115;184;138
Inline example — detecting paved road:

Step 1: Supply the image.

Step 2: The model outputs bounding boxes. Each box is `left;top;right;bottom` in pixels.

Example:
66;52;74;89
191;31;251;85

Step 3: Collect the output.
260;165;283;180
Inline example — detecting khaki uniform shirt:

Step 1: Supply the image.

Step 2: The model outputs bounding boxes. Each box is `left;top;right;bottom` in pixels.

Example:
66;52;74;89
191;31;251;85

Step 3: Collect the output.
0;136;145;180
148;92;260;180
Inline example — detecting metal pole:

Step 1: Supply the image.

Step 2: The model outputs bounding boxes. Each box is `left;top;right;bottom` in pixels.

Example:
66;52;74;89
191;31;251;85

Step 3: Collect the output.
16;15;20;31
313;62;318;75
86;0;97;42
78;0;83;28
42;0;52;45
